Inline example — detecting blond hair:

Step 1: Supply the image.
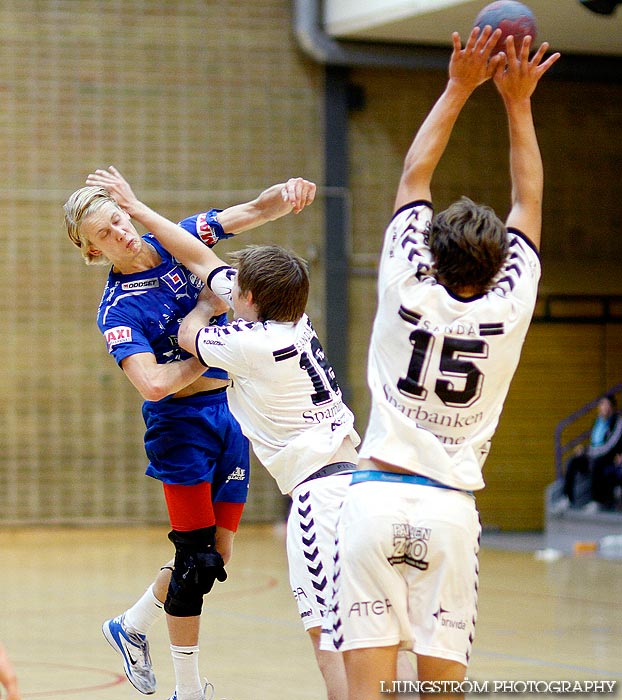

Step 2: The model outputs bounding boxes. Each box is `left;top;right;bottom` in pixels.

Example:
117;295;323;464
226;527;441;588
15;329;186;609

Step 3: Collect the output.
63;185;119;265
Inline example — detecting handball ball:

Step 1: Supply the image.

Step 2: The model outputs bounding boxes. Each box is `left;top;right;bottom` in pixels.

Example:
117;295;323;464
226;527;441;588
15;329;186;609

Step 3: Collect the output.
473;1;537;54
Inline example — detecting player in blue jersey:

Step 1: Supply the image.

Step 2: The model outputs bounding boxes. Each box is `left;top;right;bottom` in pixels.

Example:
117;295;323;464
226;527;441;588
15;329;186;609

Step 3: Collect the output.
64;176;315;700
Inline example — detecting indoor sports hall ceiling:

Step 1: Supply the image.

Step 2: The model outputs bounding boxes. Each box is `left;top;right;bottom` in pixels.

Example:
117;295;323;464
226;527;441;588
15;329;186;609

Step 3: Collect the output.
323;0;622;57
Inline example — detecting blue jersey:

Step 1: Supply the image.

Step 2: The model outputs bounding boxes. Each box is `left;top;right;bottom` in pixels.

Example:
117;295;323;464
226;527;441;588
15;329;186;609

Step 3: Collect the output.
97;209;233;386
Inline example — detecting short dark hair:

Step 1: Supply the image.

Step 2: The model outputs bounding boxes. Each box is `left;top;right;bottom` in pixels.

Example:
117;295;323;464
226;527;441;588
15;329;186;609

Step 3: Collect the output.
429;196;509;295
229;244;309;322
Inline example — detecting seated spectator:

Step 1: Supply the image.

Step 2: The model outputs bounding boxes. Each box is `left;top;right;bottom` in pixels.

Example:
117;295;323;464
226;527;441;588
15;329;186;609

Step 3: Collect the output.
558;395;622;511
589;398;622;509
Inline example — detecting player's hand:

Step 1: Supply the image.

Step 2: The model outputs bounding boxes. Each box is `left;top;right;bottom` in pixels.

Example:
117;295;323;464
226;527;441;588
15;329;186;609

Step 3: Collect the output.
448;26;505;93
257;177;316;221
493;35;561;102
86;165;141;216
196;284;229;320
280;177;316;214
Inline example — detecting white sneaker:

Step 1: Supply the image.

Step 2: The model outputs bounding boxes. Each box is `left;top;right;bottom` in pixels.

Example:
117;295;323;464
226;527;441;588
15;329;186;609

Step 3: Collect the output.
549;495;570;515
581;501;600;514
168;680;215;700
102;614;156;694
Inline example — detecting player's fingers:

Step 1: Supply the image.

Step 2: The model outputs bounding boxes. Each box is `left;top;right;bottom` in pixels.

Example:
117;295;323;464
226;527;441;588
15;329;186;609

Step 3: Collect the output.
519;34;532;62
504;34;518;63
291;178;305;207
451;31;462;53
481;27;501;58
530;41;549;66
85;171;105;185
464;26;482;52
537;50;561;75
282;179;300;210
488;52;506;78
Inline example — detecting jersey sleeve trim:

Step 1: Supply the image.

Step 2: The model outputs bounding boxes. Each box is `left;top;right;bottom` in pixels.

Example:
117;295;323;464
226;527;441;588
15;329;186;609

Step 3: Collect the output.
392;199;433;222
207;265;233;289
507;226;540;259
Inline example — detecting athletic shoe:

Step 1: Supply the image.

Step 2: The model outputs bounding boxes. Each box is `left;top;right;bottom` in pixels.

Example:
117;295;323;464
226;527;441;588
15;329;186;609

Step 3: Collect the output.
102;614;156;695
549;495;571;515
168;680;215;700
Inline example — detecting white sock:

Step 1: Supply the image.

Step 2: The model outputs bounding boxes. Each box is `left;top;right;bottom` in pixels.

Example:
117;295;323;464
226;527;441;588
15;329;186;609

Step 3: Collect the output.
170;645;203;700
123;584;165;635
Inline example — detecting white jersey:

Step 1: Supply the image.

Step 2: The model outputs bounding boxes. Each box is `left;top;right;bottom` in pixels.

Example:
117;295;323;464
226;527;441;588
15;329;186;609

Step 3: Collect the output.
361;200;540;491
193;266;360;494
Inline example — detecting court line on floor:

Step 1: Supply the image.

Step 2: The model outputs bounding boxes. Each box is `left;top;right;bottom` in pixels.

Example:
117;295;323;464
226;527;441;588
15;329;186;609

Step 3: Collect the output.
15;660;125;698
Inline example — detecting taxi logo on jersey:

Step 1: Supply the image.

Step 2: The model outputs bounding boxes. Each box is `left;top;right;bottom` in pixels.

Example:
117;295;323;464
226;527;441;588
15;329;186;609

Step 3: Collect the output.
196;213;219;246
121;278;159;291
105;326;132;351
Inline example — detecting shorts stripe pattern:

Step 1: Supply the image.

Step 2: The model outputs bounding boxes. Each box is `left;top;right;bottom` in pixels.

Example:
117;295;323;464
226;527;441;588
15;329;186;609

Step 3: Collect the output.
287;473;351;631
324;525;344;649
467;528;482;663
298;490;329;610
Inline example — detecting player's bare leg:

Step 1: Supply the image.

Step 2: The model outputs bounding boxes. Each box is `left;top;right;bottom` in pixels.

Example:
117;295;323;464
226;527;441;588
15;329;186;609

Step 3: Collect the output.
308;627;348;700
417;654;466;700
397;650;418;680
153;560;174;601
344;645;399;700
163;527;233;699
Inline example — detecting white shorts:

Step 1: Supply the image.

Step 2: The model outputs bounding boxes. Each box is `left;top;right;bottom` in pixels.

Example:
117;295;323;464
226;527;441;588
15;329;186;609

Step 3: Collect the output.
322;473;480;665
286;470;352;631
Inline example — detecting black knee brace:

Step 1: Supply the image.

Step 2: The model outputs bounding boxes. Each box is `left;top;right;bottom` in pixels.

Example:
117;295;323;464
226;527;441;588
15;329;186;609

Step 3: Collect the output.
164;525;227;617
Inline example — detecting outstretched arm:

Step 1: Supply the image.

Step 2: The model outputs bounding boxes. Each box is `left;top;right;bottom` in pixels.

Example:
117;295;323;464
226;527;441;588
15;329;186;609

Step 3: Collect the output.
494;36;560;250
394;26;503;212
216;177;316;233
85;166;316;281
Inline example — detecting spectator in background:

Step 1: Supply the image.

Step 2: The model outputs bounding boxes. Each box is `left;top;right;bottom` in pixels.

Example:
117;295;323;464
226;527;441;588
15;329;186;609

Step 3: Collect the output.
559;395;622;511
588;395;622;510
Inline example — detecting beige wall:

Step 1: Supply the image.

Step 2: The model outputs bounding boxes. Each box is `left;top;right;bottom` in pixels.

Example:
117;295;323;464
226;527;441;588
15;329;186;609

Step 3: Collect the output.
1;1;621;529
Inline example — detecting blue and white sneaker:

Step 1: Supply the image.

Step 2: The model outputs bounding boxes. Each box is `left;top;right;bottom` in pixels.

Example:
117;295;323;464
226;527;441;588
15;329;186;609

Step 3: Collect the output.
168;680;214;700
102;614;156;695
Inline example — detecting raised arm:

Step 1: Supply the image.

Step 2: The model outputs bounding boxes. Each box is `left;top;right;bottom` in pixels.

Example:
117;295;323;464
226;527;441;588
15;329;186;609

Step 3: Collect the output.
394;26;503;212
493;36;560;250
86;166;316;281
216;177;316;233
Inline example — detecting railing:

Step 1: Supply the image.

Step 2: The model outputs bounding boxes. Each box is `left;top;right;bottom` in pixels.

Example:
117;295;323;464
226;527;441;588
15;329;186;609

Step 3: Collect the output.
534;294;622;323
554;383;622;478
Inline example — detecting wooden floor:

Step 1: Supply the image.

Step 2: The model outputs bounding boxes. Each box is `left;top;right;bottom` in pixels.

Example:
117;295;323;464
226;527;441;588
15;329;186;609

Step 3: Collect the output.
2;524;621;700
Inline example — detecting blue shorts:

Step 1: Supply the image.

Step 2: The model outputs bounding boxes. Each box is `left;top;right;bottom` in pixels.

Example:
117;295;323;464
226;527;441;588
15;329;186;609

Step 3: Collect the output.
142;388;250;503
